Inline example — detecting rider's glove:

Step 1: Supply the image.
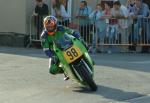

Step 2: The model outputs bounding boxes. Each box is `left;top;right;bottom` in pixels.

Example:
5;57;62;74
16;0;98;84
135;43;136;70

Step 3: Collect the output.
72;31;80;39
44;49;54;58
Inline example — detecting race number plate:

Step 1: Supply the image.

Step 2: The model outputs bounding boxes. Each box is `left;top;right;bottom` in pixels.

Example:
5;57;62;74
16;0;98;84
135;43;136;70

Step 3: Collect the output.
63;45;82;63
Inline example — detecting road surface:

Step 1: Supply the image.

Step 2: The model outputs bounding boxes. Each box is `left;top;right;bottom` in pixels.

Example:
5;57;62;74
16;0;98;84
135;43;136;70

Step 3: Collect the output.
0;47;150;103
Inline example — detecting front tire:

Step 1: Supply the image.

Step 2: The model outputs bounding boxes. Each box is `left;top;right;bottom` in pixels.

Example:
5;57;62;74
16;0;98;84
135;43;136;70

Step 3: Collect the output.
74;60;97;91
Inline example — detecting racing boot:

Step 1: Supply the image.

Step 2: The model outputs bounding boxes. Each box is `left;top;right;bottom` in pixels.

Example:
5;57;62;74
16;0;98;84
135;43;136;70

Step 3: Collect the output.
63;73;69;81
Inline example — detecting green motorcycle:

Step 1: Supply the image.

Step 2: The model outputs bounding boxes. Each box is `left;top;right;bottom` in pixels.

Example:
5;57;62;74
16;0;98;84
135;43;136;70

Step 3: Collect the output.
53;33;97;91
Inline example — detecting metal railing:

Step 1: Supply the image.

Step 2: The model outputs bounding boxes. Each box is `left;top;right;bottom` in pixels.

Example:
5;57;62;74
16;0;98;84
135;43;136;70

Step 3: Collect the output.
29;16;150;52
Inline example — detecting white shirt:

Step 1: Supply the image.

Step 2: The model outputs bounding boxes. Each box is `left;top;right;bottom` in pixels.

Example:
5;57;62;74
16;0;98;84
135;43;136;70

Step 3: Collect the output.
52;4;70;18
89;10;106;32
111;5;129;29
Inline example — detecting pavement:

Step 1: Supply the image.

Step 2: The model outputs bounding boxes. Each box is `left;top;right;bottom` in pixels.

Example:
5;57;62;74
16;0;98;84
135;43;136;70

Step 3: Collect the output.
0;46;150;103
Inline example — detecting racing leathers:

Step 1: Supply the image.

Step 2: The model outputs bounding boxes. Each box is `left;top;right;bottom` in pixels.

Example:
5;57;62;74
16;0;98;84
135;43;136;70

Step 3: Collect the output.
41;25;81;74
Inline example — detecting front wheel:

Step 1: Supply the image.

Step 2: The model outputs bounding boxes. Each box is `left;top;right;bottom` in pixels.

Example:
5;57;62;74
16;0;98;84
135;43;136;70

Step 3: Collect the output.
73;60;97;91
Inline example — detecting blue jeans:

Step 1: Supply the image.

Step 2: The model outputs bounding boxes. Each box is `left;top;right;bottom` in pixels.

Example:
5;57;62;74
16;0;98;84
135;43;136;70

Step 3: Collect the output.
147;20;150;43
133;21;141;42
133;18;147;43
92;28;106;48
107;25;118;44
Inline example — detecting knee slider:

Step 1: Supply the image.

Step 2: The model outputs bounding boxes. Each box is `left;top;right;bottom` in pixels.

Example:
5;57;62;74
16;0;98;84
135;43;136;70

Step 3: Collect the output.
49;65;58;75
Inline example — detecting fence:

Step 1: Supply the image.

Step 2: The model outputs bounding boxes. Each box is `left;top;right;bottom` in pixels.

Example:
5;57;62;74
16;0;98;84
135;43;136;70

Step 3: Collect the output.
29;15;150;52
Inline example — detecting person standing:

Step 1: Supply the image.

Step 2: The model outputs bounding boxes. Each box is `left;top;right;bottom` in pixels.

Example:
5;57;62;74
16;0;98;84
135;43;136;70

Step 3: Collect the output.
89;3;106;53
111;1;129;52
51;0;70;27
76;0;92;45
131;0;149;52
33;0;49;39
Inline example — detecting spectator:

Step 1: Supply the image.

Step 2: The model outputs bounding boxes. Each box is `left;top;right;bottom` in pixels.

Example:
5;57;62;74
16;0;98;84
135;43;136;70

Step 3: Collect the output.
112;0;129;51
52;0;70;27
130;0;149;52
126;0;136;51
105;2;119;45
132;0;149;43
141;11;150;53
33;0;49;39
89;3;106;53
145;3;150;45
102;2;117;53
103;2;114;43
76;0;92;45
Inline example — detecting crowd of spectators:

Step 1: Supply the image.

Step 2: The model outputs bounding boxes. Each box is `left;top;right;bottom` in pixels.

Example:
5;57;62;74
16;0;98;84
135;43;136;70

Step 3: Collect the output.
32;0;150;53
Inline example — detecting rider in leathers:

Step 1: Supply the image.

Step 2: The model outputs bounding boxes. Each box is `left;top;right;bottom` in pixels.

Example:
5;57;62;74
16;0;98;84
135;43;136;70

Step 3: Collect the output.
41;16;83;80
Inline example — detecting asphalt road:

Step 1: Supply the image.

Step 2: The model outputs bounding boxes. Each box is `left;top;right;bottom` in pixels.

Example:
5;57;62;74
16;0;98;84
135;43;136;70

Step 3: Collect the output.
0;47;150;103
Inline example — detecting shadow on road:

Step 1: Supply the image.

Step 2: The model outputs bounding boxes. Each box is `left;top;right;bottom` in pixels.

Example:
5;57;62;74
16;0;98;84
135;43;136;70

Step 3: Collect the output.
73;85;145;101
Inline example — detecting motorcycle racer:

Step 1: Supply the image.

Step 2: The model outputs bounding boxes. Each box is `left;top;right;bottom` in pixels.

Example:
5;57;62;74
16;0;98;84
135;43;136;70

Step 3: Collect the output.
41;16;82;80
